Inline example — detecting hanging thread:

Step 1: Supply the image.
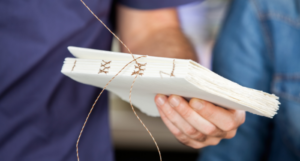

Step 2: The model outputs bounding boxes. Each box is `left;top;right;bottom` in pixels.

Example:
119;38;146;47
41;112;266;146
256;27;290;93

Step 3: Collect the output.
76;1;162;161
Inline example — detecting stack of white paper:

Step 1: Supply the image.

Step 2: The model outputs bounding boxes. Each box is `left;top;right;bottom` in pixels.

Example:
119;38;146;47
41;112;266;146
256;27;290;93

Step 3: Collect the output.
61;46;280;118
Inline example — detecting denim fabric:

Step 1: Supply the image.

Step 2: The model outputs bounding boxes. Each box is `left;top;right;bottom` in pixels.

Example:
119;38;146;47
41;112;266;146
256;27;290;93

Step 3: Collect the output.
198;0;300;161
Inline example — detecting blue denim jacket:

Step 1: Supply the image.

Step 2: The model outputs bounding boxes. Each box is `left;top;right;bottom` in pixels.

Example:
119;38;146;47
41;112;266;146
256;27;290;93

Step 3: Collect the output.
198;0;300;160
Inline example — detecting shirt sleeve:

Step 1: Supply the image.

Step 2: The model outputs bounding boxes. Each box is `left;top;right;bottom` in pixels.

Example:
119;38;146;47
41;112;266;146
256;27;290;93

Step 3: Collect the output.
117;0;202;10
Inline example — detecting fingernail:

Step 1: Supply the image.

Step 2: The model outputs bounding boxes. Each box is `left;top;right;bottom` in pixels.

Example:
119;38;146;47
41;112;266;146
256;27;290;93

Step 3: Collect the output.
170;96;180;108
156;95;167;106
191;99;203;110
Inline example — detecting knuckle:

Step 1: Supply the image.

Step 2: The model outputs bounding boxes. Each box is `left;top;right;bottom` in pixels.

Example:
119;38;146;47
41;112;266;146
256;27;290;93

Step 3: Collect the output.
173;130;182;138
185;127;198;136
191;144;203;149
205;125;217;135
240;112;246;124
194;132;204;139
215;131;227;138
202;106;215;118
178;136;189;144
234;110;246;125
211;139;221;146
226;133;235;139
179;106;192;118
223;121;236;131
226;131;237;139
196;134;207;142
164;109;175;119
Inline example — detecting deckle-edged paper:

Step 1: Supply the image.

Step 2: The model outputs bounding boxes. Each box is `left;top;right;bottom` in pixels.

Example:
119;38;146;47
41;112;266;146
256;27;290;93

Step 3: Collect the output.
61;46;280;118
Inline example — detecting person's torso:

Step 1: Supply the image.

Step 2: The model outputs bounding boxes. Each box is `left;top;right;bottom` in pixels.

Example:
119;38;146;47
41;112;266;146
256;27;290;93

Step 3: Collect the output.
255;0;300;160
0;1;114;160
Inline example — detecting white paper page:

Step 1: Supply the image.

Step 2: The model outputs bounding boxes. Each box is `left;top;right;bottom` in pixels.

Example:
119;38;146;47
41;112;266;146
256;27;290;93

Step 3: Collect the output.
61;46;277;117
62;68;265;117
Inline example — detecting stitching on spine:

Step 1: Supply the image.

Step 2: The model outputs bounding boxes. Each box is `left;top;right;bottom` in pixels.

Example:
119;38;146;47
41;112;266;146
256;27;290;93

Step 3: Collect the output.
159;59;176;78
132;62;147;76
72;60;77;71
98;60;111;74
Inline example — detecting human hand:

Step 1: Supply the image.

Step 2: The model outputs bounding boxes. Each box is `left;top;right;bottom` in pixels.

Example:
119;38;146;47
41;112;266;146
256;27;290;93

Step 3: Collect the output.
154;94;245;149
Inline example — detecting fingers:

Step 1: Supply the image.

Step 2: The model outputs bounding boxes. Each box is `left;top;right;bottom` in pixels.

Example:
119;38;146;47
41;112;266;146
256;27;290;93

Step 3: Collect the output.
158;107;222;149
225;130;237;139
166;95;225;137
155;95;207;141
155;94;245;149
189;98;246;131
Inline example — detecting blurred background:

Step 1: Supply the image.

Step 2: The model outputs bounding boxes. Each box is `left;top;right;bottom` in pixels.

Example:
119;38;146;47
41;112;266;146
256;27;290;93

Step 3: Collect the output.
110;0;230;160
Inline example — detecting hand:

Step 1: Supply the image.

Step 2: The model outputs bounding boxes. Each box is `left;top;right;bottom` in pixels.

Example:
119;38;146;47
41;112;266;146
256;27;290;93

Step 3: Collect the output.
154;94;245;149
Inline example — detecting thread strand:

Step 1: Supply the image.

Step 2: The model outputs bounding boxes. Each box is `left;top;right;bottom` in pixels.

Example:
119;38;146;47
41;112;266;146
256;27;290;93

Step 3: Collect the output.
76;56;146;161
77;1;162;161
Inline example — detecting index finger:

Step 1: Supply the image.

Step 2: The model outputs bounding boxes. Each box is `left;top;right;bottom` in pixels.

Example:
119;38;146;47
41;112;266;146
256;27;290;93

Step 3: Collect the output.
167;95;223;136
189;98;245;131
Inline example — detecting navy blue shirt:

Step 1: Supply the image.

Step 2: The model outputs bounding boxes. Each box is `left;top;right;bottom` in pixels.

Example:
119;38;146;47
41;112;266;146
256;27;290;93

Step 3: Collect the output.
0;0;196;160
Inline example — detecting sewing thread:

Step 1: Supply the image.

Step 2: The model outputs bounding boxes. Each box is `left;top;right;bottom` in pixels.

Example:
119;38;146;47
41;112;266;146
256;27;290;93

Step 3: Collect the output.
77;1;162;161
